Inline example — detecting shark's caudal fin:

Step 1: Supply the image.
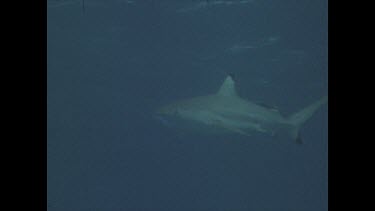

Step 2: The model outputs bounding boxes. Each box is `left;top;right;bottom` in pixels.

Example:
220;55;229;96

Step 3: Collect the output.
287;96;328;144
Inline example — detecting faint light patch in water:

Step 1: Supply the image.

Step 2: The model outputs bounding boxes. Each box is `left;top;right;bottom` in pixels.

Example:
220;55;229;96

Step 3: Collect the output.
47;0;135;9
228;44;258;54
153;115;173;128
268;49;308;63
176;0;255;13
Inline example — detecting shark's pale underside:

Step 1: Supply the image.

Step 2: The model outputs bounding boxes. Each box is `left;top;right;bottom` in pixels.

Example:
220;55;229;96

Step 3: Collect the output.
155;75;327;143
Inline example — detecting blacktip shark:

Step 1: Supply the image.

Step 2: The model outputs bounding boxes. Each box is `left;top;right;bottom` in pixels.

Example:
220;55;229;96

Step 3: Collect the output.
155;75;327;144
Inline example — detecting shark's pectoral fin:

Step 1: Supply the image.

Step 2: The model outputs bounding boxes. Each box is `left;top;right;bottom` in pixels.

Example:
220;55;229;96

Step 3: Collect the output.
223;126;252;136
212;120;252;136
228;127;252;136
254;124;267;133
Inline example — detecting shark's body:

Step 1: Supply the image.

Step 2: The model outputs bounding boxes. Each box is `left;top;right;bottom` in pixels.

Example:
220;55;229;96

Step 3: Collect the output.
156;76;327;143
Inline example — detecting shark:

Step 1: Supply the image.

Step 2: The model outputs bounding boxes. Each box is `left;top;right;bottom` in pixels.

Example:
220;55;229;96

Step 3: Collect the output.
155;75;327;143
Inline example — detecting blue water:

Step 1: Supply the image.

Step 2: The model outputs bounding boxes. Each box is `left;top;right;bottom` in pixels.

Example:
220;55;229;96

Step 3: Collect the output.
47;0;328;210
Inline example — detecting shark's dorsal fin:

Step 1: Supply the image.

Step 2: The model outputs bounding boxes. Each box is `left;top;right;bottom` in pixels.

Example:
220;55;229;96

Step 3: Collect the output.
217;75;238;97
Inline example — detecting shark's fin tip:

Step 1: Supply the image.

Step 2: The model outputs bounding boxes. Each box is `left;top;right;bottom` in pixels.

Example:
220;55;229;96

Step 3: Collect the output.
216;75;238;97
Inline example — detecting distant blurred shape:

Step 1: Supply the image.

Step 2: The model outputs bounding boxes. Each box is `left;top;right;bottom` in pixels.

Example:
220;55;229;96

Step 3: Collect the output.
47;0;136;9
260;35;280;47
224;36;280;56
228;44;257;54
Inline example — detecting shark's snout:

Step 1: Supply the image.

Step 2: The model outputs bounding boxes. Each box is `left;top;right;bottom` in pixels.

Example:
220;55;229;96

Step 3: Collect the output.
153;114;173;127
154;105;183;128
155;104;179;116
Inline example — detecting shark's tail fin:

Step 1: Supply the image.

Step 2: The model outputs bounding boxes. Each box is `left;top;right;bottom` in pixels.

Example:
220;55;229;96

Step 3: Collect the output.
287;96;328;144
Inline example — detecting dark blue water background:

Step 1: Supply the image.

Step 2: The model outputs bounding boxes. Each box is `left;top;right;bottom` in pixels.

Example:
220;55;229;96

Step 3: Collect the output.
48;0;328;210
